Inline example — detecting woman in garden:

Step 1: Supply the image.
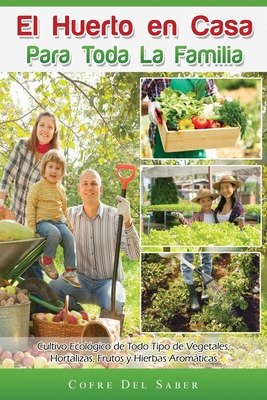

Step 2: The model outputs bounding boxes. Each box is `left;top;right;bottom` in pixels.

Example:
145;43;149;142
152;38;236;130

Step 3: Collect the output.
0;110;60;278
212;175;245;229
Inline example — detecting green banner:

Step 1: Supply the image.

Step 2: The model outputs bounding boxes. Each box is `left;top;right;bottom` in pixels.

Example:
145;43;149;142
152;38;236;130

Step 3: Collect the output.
1;368;267;399
2;0;267;6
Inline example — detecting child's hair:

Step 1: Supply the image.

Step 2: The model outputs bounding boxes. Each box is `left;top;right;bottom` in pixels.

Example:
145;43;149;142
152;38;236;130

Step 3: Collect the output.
40;149;66;177
27;111;60;152
216;184;238;212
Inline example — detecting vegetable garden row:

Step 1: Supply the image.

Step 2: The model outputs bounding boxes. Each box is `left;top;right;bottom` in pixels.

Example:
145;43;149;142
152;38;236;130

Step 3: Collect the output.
142;222;261;247
141;253;260;333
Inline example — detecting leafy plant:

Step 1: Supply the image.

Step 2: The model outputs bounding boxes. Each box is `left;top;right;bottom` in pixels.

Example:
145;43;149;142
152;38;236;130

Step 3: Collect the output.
141;254;187;332
142;203;260;217
141;253;259;333
156;87;204;130
191;270;251;332
150;177;178;223
142;222;261;247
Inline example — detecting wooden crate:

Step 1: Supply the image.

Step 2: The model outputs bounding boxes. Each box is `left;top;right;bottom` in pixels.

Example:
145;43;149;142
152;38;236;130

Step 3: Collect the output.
157;121;240;152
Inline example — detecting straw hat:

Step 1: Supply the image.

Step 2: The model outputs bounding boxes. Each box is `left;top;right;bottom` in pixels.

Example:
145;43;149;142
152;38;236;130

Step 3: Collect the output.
191;188;219;203
213;175;242;191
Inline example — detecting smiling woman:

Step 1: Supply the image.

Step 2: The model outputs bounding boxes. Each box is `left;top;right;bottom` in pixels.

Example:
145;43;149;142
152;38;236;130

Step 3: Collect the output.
0;111;60;225
213;175;245;228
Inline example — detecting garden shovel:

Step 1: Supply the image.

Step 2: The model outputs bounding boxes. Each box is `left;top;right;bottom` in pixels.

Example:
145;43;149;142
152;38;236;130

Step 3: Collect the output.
158;253;220;291
100;164;136;335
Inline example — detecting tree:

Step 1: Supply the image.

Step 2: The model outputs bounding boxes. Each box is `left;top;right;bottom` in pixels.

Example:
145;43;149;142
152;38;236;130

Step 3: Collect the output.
150;177;178;223
0;72;142;227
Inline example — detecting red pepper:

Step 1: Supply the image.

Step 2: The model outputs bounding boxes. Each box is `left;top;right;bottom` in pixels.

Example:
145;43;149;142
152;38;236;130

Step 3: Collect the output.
0;278;10;287
207;120;222;128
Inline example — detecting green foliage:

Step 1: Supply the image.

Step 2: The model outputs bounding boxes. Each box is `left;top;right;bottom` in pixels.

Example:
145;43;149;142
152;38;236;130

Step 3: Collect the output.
216;79;257;91
141;255;188;332
151;178;178;205
142;222;261;247
150;177;178;223
213;100;248;136
227;253;259;285
156;86;204;129
142;203;260;216
261;297;267;335
119;255;140;335
191;253;260;332
141;253;259;333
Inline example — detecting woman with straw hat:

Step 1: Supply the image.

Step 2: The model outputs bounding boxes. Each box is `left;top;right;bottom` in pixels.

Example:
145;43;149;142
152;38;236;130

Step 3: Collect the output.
212;175;245;229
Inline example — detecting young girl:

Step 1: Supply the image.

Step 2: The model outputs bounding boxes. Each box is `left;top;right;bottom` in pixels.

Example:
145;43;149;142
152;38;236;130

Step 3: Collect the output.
212;175;245;229
26;149;81;288
173;188;219;225
172;188;219;310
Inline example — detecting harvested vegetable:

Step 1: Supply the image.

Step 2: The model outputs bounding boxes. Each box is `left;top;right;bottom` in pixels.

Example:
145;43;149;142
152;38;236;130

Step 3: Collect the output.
213;100;247;136
179;119;195;130
207;120;222;128
0;286;29;306
0;220;35;242
201;102;221;119
157;87;248;136
156;87;204;130
191;116;208;129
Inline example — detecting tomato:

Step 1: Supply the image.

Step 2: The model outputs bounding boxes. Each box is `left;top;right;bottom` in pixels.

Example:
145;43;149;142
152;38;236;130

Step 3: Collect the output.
207;120;222;128
191;116;208;129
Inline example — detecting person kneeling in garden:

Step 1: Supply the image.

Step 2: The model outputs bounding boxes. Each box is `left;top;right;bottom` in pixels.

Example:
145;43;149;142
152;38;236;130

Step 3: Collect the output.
172;188;219;311
49;168;140;315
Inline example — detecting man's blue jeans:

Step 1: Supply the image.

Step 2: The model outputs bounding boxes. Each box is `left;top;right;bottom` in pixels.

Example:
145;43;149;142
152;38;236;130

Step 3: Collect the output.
180;253;212;285
49;273;125;313
22;259;44;279
36;220;76;268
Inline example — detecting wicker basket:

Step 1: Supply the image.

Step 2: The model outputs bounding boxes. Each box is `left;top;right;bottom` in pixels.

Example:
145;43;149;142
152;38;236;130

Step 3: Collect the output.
32;295;88;338
157;121;240;152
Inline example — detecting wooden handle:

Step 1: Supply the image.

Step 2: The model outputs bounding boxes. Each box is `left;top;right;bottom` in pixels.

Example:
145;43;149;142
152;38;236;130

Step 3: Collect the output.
64;295;69;324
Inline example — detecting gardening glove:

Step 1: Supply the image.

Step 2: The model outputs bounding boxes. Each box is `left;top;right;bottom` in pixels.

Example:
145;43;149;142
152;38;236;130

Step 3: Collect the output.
171;211;185;223
234;215;245;222
148;101;163;125
116;195;131;223
224;96;233;102
234;215;245;231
